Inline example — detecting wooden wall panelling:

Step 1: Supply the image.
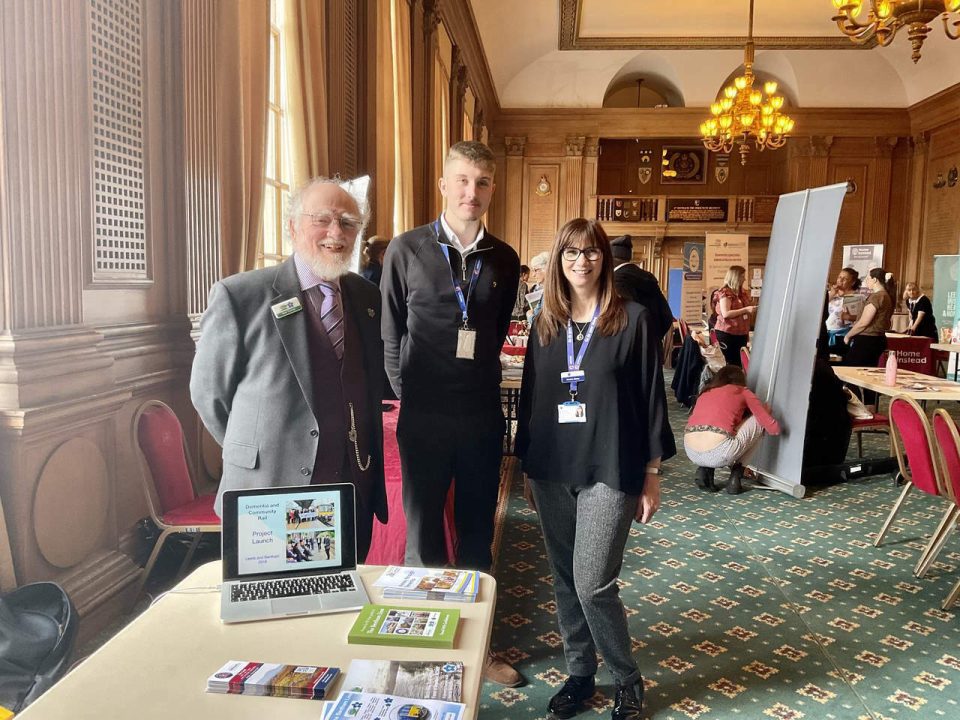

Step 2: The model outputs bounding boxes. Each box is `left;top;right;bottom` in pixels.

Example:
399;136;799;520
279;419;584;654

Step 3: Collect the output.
522;162;562;262
903;133;930;290
409;0;438;226
582;137;599;219
562;135;586;224
501;137;525;254
919;125;960;290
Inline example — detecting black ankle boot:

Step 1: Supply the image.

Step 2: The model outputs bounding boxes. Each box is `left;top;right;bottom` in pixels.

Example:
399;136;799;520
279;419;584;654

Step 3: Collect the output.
694;466;717;491
611;678;644;720
727;463;744;495
548;674;595;719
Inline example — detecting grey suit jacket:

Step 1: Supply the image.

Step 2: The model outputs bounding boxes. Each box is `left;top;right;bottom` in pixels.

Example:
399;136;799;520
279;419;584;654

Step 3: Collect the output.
190;257;387;521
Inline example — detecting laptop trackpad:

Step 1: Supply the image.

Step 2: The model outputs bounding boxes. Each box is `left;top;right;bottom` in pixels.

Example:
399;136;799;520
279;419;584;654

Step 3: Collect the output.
271;596;322;615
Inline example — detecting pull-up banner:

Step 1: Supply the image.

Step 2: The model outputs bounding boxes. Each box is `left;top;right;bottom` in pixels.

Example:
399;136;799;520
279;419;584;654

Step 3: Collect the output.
704;233;749;296
747;183;848;498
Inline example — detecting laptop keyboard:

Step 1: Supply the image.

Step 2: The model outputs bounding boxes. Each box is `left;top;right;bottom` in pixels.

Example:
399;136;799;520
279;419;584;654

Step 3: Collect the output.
231;573;357;602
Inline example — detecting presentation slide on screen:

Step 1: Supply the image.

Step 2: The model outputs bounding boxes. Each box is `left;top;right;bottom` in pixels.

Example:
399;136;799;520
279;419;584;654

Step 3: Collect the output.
237;490;343;575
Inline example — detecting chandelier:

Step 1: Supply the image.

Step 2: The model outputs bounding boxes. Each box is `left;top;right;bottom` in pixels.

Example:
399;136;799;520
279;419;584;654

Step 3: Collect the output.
700;0;794;166
832;1;960;63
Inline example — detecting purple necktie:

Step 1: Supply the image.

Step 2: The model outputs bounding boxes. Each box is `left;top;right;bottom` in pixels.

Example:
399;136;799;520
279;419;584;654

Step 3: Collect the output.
317;281;344;360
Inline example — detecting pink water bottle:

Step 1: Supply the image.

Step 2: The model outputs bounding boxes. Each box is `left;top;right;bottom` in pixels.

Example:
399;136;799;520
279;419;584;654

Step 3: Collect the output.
884;351;898;386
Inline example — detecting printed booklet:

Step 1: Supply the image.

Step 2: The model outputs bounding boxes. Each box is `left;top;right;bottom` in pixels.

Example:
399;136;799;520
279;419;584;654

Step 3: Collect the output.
206;660;339;699
340;659;463;702
323;691;465;720
374;566;479;602
347;604;460;649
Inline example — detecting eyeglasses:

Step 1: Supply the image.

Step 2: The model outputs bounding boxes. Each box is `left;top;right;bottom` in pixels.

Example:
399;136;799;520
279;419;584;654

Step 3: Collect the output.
301;211;361;234
561;246;602;262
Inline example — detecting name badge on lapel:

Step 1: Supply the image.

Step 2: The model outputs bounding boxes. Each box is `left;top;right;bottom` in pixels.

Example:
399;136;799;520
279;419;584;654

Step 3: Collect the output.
271;297;302;319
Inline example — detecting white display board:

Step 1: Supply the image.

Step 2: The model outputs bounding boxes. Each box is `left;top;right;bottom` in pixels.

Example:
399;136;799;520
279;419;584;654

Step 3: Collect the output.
747;183;848;498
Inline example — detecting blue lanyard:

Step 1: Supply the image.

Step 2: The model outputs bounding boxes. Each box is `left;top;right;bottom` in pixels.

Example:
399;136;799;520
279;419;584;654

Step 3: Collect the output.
564;305;600;395
435;219;483;328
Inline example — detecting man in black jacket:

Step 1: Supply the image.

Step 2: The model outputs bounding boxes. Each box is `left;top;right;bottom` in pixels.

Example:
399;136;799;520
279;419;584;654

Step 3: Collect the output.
381;141;522;686
610;235;674;341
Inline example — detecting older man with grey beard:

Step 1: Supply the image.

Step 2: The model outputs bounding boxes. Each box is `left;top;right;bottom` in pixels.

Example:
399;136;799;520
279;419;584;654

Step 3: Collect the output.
190;177;387;561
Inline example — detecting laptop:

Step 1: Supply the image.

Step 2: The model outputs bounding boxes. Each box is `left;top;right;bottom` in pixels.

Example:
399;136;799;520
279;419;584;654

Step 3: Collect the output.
220;483;370;623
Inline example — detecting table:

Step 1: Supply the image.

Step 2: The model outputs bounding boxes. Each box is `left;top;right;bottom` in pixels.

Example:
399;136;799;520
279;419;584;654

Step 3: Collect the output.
833;366;960;402
932;343;960;381
19;563;496;720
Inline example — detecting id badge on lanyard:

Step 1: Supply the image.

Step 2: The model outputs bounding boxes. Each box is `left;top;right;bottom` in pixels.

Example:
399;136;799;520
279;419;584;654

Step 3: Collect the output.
558;306;599;424
437;219;483;360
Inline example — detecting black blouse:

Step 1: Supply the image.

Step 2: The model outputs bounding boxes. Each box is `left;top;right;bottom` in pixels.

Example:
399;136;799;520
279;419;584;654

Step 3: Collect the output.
515;301;674;494
908;295;938;340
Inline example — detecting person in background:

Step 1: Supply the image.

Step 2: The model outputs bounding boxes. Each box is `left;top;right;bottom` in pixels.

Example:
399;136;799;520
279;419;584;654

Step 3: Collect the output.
825;267;862;350
713;265;756;367
609;234;674;341
525;252;549;322
190;177;387;561
903;282;938;339
516;218;670;720
842;267;895;366
380;140;523;687
683;365;781;495
360;236;389;286
610;233;677;461
513;264;530;320
843;267;896;406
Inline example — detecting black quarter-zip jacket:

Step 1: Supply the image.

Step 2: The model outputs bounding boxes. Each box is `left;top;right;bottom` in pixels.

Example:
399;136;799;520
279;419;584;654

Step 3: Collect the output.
381;222;520;410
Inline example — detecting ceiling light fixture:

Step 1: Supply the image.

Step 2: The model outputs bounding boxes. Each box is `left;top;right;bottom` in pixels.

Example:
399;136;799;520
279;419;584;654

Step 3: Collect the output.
700;0;794;166
831;1;960;63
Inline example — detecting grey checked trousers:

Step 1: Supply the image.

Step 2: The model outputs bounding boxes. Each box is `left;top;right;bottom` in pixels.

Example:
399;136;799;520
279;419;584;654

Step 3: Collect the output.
529;478;642;686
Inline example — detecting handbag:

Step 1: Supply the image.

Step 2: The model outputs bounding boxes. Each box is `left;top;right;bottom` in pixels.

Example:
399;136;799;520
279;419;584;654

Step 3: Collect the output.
843;387;874;420
699;342;726;373
0;582;77;713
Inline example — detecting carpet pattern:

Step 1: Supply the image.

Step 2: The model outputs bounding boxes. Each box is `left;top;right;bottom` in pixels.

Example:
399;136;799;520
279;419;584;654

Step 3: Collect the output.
480;390;960;719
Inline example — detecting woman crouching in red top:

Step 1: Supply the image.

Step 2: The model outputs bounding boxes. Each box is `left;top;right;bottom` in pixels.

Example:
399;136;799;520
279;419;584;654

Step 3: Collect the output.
683;365;780;494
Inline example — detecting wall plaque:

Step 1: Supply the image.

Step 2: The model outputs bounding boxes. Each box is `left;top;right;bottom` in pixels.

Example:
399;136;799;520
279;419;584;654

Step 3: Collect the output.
666;198;728;222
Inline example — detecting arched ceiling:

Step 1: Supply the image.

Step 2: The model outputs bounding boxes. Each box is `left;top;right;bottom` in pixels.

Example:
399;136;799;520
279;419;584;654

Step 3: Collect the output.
469;0;960;109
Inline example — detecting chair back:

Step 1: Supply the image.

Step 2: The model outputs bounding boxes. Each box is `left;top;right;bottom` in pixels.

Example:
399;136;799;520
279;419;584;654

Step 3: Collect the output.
133;401;198;520
889;395;943;497
740;346;750;372
678;318;689;342
932;409;960;504
886;335;934;375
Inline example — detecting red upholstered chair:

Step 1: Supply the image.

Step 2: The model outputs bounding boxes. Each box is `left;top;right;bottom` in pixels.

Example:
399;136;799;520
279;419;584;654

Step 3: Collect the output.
875;396;952;578
931;409;960;608
132;401;220;598
739;346;750;372
678;318;690;343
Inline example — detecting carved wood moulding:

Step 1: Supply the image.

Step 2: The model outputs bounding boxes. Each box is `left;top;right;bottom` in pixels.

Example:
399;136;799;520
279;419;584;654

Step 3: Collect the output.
558;0;874;51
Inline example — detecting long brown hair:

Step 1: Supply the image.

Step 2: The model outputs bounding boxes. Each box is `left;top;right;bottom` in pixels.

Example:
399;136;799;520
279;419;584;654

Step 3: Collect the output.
534;218;627;344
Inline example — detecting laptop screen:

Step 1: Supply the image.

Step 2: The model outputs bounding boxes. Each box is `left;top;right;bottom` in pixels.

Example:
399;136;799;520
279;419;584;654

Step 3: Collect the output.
221;484;358;581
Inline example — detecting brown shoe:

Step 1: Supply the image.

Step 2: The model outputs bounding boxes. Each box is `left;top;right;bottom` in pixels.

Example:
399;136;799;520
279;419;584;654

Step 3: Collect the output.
483;650;525;687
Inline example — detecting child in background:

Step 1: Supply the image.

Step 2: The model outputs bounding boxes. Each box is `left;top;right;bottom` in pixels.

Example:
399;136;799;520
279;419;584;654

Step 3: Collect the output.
683;365;781;494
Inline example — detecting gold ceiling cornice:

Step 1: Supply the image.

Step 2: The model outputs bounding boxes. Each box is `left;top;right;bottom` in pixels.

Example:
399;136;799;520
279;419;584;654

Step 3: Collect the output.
558;0;877;50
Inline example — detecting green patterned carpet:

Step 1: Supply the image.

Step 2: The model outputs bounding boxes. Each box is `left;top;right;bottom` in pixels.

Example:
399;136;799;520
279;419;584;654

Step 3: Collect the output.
480;383;960;719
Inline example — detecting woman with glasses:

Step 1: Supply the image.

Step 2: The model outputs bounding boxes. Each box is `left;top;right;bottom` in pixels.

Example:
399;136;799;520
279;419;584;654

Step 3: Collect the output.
516;218;671;720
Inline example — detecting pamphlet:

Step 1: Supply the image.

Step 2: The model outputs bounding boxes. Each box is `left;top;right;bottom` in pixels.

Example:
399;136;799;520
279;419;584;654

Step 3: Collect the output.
206;660;339;699
347;604;460;649
341;659;463;702
324;691;465;720
375;566;478;602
